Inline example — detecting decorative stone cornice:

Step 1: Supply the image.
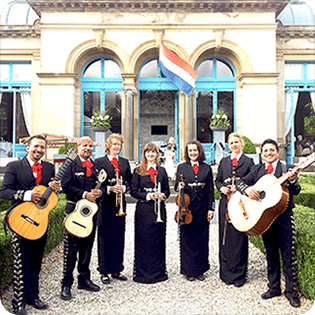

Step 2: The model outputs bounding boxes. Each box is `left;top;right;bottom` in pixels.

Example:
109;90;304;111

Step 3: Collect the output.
27;0;290;17
277;25;315;40
0;25;40;38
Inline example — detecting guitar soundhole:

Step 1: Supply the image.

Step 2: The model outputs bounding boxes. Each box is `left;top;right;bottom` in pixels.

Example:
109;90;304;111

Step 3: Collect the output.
258;191;266;200
81;207;91;217
36;197;48;209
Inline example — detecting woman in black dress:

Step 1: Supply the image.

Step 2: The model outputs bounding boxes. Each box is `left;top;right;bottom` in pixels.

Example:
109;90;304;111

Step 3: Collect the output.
130;142;170;283
175;140;215;281
215;133;254;287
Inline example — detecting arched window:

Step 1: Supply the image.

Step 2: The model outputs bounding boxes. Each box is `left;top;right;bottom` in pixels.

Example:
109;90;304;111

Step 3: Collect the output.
195;57;236;145
81;57;122;137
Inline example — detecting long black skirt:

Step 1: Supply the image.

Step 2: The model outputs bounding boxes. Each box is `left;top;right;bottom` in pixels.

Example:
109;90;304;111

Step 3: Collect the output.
133;200;168;283
219;197;248;284
180;201;210;277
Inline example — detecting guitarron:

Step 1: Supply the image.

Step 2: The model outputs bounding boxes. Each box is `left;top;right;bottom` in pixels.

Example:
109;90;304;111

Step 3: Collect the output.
7;148;77;240
63;169;107;238
228;153;315;236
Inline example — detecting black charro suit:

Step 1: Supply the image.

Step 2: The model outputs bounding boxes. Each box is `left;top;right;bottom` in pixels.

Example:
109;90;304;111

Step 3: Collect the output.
215;153;254;285
174;162;215;277
94;155;132;276
61;156;99;288
0;157;55;309
239;161;301;298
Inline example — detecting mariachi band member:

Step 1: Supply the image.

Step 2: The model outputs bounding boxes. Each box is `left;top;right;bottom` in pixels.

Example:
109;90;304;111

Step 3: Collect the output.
215;133;254;287
236;139;301;307
94;133;132;285
130;142;170;283
0;135;60;315
60;137;101;301
174;140;215;281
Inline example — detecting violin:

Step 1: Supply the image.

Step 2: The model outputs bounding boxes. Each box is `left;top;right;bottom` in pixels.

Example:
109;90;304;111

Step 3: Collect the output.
174;174;193;225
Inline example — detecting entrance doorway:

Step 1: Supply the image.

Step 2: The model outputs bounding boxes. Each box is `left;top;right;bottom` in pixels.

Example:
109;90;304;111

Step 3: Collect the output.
139;90;179;162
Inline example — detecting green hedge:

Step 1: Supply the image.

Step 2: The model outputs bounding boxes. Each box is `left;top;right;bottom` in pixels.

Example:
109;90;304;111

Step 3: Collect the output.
0;194;66;294
250;174;315;302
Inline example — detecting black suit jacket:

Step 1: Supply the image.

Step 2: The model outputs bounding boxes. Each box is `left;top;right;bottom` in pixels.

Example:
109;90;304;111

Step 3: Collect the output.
239;161;301;210
0;157;55;209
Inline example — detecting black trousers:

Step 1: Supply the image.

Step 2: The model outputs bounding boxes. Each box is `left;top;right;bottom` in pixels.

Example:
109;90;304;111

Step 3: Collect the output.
262;208;298;297
62;204;97;288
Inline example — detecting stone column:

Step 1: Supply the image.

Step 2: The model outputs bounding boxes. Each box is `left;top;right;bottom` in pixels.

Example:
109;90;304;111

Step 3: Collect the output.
184;93;194;143
123;85;137;160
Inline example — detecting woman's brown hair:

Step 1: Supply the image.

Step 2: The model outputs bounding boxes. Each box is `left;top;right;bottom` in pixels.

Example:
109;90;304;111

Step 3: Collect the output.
184;140;206;164
136;142;160;176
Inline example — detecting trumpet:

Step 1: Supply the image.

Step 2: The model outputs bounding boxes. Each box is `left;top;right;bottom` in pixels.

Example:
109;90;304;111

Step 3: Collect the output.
154;175;163;223
115;170;125;217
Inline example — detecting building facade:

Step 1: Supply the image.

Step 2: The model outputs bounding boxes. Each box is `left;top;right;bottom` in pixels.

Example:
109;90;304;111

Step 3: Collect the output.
0;0;314;163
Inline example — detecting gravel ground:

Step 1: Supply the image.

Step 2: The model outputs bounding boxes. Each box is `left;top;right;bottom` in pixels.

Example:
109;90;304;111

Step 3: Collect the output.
1;203;314;315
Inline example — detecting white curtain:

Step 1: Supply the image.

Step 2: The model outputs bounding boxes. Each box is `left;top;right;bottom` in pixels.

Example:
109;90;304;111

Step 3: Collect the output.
0;93;2;105
20;92;32;135
285;89;299;137
310;91;315;112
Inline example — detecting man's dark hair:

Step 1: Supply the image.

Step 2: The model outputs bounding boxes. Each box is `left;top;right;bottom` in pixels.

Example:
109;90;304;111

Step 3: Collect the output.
27;134;46;146
261;138;279;152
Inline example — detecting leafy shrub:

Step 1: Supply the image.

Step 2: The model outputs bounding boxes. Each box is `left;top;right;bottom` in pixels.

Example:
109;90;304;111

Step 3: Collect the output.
241;136;256;154
294;174;315;208
58;144;76;154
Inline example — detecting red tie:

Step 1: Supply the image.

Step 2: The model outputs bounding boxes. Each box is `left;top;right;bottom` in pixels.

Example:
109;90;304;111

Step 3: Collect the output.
192;163;199;175
266;163;274;174
111;157;120;175
32;162;42;185
82;159;94;177
147;167;158;183
231;158;239;166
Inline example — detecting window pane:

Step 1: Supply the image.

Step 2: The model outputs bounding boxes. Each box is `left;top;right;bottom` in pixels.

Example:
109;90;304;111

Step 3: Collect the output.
12;64;31;81
16;93;29;142
218;91;234;136
217;60;233;77
0;64;9;81
83;92;100;136
0;92;13;144
197;91;213;143
105;92;121;133
104;60;121;78
285;64;303;80
84;60;101;77
140;60;157;78
307;64;315;81
197;60;213;78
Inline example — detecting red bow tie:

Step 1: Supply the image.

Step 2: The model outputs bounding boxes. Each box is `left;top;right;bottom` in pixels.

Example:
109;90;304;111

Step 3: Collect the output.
266;163;274;174
32;162;43;185
147;167;158;183
111;157;120;175
231;158;239;166
82;159;94;177
192;164;199;175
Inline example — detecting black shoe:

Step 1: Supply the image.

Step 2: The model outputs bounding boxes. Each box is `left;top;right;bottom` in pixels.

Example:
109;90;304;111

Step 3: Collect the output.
101;274;110;284
60;286;72;300
285;295;301;307
234;279;246;288
112;273;128;281
261;289;281;299
15;306;27;315
186;276;195;281
78;279;100;292
29;298;48;310
196;274;205;281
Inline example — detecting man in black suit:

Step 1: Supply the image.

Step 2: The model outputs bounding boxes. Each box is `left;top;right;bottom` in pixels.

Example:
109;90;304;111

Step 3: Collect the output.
236;139;301;308
60;136;101;301
0;135;60;315
95;133;132;285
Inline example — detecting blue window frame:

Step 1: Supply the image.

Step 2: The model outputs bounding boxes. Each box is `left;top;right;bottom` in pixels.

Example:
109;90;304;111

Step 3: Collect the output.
195;57;237;163
285;62;315;164
0;62;31;157
81;57;123;138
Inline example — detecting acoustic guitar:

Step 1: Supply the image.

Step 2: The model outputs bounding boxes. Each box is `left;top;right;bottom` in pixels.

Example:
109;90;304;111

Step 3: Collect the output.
228;153;315;236
7;148;77;240
63;169;107;238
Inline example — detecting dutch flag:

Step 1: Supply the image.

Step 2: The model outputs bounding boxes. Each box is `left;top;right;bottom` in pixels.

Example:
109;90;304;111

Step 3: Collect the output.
159;42;198;96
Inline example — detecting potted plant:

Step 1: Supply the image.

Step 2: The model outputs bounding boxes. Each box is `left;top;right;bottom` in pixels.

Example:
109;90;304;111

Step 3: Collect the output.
90;109;112;132
241;135;260;164
209;108;231;131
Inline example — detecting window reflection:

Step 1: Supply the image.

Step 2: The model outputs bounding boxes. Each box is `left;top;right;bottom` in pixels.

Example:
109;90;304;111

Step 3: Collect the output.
285;64;303;80
84;60;101;77
140;60;157;78
12;64;32;81
104;60;121;78
197;60;213;78
217;60;233;77
307;64;315;81
0;64;9;81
